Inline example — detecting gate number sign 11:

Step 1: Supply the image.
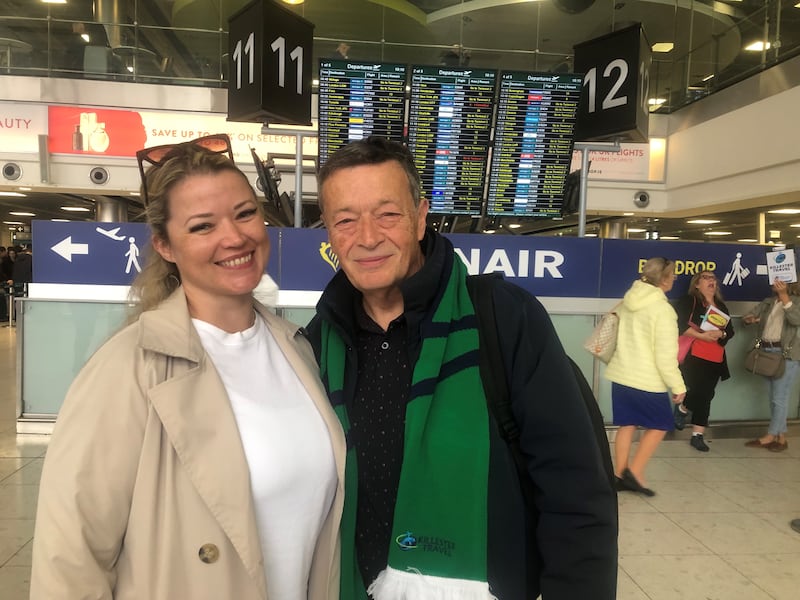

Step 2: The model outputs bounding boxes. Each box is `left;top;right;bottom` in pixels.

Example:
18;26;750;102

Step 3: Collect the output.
227;0;313;125
231;34;304;96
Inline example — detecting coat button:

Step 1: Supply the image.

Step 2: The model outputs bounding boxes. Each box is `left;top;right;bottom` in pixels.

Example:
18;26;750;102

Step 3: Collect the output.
198;543;219;564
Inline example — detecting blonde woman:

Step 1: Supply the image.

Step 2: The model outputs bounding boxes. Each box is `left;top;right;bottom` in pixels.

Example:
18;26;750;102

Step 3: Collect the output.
32;135;345;599
605;257;686;496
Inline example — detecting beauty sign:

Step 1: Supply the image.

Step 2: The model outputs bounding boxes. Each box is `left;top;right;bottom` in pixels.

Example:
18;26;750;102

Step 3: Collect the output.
766;248;797;284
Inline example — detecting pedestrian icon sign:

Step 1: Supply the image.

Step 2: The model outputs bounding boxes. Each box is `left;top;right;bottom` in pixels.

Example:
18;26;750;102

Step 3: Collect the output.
34;221;152;285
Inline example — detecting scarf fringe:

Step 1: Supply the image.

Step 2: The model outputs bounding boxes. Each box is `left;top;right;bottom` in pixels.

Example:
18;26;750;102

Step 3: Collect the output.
367;566;498;600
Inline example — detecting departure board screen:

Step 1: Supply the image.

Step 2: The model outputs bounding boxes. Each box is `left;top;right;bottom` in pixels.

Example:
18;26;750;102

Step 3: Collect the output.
407;65;497;214
487;72;582;217
318;59;407;166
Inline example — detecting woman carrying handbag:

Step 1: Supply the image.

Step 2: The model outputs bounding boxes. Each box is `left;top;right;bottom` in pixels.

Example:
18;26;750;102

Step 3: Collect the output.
741;279;800;452
673;270;735;452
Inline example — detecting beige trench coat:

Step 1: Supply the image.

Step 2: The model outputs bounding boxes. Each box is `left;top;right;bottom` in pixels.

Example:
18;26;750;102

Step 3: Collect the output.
30;289;345;600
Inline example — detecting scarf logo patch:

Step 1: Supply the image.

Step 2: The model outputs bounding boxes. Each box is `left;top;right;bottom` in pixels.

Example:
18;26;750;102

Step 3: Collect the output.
395;531;456;556
395;531;417;551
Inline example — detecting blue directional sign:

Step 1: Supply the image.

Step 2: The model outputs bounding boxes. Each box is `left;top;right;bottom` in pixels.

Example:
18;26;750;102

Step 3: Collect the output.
33;221;281;286
33;221;779;303
598;239;777;301
34;221;152;285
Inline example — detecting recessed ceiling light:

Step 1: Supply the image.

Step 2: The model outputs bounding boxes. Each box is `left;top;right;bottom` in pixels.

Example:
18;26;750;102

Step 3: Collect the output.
508;223;521;229
704;231;732;236
484;229;496;234
651;42;674;53
18;186;31;191
81;33;90;43
51;219;70;222
0;191;26;197
3;221;24;225
623;212;634;216
627;228;646;233
768;208;800;214
312;79;319;86
687;219;720;224
281;0;305;4
42;0;67;4
584;233;597;237
9;212;35;217
738;238;758;242
129;191;140;196
702;74;715;82
660;236;680;240
61;206;91;212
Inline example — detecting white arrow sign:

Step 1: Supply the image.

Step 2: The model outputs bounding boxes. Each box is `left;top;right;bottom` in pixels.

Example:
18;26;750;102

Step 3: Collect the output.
51;236;89;262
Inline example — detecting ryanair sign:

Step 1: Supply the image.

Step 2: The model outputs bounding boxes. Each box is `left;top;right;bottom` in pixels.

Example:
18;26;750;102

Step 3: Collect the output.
273;228;780;302
32;221;785;302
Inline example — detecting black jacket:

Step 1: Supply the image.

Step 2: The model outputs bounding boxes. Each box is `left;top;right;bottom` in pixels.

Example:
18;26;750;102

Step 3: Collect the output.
307;230;618;600
674;294;734;380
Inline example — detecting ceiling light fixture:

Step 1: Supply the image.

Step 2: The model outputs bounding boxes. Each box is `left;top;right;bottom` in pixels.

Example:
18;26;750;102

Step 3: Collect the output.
738;238;758;243
281;0;305;4
660;236;680;240
508;223;521;229
704;231;732;236
702;74;714;82
81;33;90;43
745;41;771;51
651;42;674;53
9;211;35;217
3;221;24;225
768;208;800;214
483;229;496;234
51;219;70;222
627;228;646;233
623;212;634;216
60;206;91;212
0;191;26;197
687;219;720;224
42;0;67;4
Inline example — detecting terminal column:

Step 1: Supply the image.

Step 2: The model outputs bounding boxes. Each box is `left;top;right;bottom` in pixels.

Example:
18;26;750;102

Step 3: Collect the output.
94;195;127;222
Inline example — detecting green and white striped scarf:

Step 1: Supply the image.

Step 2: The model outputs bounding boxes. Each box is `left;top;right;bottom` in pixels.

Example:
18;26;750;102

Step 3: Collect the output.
319;257;496;600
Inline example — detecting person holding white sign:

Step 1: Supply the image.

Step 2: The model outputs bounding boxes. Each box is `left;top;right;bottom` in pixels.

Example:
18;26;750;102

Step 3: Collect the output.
673;270;735;452
31;135;345;600
742;279;800;452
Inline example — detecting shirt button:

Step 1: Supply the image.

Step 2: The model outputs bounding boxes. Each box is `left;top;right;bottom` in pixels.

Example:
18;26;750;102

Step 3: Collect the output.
381;341;389;350
198;543;219;564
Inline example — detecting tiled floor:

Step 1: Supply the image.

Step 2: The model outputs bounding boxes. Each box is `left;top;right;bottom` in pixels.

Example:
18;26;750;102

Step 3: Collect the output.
1;324;799;599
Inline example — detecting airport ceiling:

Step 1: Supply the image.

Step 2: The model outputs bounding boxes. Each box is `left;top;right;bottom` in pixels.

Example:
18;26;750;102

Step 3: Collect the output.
2;0;798;244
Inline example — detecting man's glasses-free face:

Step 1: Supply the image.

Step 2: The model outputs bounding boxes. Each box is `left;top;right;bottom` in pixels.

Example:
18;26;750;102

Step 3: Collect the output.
135;134;234;205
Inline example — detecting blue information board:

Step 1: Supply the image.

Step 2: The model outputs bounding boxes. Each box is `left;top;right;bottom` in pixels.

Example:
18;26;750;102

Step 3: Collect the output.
32;221;280;286
33;221;782;303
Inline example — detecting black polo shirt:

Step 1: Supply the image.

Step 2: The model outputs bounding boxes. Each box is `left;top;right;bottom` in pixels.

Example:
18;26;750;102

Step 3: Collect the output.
349;303;411;588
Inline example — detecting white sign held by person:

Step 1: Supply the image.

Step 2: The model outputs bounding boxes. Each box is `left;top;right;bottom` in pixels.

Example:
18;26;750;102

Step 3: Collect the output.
766;248;798;284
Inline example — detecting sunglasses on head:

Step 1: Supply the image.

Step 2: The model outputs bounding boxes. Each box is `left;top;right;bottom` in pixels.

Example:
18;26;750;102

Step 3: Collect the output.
136;134;234;205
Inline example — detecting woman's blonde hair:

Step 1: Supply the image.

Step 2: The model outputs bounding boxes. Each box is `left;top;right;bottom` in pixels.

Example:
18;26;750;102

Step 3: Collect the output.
129;146;260;318
640;257;674;287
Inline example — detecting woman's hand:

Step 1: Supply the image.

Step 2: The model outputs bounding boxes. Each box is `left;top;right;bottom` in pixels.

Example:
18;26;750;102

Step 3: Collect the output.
774;279;791;303
743;314;760;325
703;329;724;341
672;392;686;404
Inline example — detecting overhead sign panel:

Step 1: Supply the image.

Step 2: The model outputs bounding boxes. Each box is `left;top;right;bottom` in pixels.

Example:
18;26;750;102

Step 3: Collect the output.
227;0;314;125
573;23;651;143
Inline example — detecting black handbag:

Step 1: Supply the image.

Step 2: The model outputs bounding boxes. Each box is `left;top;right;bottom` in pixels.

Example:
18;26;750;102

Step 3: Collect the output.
744;340;786;378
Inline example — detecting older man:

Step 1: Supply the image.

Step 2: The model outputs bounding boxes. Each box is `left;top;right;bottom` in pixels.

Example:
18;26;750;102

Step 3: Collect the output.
308;137;617;600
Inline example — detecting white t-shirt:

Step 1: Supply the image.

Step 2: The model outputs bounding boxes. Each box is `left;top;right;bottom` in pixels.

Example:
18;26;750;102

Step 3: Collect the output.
193;315;336;600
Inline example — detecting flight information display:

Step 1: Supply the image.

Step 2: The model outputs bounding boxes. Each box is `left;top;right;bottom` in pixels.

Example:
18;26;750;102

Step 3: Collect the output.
407;65;497;214
318;59;407;166
487;72;582;216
